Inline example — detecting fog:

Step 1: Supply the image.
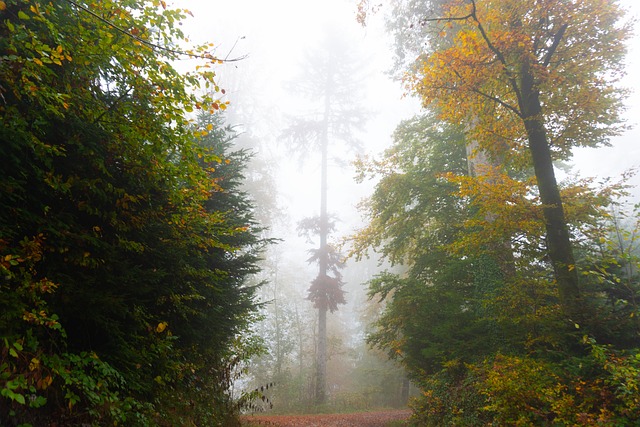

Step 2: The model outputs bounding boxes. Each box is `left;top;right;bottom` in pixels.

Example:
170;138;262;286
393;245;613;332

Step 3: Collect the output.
178;0;640;411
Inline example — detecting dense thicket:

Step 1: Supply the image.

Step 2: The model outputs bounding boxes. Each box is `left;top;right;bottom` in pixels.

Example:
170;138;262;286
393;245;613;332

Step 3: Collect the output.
1;1;265;425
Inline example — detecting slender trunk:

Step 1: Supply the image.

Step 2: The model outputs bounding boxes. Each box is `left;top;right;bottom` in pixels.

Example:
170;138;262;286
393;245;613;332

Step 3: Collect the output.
294;304;304;402
466;127;515;275
315;78;330;405
316;305;327;404
400;377;410;405
273;261;281;377
520;66;582;320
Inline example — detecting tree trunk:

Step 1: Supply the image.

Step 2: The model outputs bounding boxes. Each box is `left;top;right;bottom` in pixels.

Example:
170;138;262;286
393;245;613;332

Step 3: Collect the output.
400;377;410;405
465;137;492;179
273;260;282;377
316;305;327;404
315;87;330;405
520;67;582;321
294;304;305;402
466;126;515;275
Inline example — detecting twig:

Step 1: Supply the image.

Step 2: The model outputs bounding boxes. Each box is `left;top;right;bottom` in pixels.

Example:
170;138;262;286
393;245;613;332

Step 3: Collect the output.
63;0;246;63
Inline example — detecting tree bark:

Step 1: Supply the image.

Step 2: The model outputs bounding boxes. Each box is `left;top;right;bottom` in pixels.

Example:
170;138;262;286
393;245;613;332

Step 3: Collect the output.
519;66;582;321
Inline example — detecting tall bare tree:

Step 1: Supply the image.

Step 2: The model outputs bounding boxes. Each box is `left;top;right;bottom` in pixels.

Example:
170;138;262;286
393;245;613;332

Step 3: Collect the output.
284;25;369;404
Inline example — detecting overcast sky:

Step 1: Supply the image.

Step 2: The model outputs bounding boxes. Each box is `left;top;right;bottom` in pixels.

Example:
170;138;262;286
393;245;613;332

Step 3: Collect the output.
181;0;640;240
571;0;640;197
184;0;415;239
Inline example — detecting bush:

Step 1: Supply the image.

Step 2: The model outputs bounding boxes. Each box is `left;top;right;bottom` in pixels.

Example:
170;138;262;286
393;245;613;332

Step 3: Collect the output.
407;342;640;426
407;360;488;427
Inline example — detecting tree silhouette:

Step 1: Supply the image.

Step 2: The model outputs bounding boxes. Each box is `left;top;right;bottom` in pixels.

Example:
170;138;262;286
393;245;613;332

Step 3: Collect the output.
284;25;369;404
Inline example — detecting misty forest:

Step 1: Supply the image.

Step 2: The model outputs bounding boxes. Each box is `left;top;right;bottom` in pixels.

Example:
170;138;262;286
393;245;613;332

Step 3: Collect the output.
2;0;640;426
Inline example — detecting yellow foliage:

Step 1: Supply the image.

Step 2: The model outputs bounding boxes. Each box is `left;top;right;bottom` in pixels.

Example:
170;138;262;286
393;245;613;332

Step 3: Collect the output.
156;321;168;333
410;0;629;162
444;167;542;257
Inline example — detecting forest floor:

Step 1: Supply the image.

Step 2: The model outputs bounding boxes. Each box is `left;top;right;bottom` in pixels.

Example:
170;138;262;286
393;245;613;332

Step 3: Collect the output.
240;409;411;427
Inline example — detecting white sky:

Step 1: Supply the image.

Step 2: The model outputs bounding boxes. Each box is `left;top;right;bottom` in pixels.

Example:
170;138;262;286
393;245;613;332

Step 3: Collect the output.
180;0;640;247
571;0;640;198
183;0;416;241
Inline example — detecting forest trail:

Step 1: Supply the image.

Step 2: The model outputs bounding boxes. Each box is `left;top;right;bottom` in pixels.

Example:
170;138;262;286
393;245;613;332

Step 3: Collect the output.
240;409;411;426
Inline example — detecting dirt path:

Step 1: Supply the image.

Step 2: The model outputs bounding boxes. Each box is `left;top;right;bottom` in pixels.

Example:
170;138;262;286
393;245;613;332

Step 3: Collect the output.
240;409;411;427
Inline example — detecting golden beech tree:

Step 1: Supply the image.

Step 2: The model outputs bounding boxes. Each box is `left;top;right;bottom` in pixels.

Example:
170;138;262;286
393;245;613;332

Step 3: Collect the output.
404;0;630;321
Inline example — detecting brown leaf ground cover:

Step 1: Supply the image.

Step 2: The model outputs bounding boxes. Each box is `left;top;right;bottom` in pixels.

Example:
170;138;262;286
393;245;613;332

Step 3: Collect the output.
240;409;411;427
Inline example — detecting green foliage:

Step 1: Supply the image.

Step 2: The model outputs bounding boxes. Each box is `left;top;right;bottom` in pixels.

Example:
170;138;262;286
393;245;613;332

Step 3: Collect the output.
576;204;640;347
404;343;640;427
356;113;516;375
352;112;468;265
407;361;487;427
475;344;640;426
352;109;640;424
352;0;637;425
1;1;266;424
584;337;640;423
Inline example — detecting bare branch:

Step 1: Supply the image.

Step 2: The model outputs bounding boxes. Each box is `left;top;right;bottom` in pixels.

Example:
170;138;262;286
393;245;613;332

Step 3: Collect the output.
419;6;473;23
471;88;522;118
449;63;522;118
542;23;568;67
466;0;524;113
64;0;246;63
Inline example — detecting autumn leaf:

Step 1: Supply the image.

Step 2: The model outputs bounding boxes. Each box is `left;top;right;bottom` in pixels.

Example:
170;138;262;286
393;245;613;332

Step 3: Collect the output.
156;321;168;333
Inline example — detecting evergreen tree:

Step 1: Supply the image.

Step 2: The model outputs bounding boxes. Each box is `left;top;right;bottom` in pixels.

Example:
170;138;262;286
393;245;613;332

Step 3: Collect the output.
0;1;265;424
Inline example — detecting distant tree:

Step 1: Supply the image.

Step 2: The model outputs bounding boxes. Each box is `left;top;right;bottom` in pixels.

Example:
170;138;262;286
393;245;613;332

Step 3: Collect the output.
284;25;369;404
244;246;322;413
